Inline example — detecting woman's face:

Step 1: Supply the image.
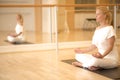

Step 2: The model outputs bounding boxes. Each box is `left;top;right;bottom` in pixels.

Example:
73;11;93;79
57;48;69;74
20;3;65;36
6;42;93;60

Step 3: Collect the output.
96;9;106;23
16;15;20;21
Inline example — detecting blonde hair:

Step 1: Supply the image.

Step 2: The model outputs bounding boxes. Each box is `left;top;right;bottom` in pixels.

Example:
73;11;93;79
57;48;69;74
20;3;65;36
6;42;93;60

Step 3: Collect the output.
96;6;112;25
17;14;23;25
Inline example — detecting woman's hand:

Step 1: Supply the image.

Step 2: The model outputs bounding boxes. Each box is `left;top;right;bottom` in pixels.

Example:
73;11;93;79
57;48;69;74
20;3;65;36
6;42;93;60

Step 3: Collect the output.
74;48;85;53
92;52;103;58
9;33;17;37
12;35;17;37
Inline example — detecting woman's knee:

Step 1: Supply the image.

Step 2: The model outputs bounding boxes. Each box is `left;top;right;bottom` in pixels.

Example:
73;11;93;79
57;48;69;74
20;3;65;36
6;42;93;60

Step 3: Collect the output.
7;36;15;42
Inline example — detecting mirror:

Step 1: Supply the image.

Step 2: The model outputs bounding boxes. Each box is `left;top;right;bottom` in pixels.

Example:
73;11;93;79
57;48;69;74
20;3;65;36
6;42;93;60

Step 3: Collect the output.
0;0;120;47
57;0;96;43
58;0;120;45
0;0;57;46
0;7;41;46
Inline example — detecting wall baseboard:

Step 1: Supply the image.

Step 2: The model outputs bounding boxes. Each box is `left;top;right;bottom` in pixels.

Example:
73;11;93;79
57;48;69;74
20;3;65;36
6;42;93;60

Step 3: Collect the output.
0;41;91;53
0;40;120;53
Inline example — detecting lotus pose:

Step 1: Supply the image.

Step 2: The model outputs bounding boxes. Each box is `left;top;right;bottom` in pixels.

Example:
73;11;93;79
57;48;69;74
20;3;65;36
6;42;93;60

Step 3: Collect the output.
72;6;119;71
7;14;24;43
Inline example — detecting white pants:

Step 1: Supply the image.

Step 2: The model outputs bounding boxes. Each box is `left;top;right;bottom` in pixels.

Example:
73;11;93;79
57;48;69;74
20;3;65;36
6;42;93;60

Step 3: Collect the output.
75;53;118;69
7;36;24;43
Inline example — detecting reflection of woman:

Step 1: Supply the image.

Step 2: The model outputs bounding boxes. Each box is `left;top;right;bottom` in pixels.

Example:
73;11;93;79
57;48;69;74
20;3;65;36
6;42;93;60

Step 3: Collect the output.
7;14;24;43
72;6;119;70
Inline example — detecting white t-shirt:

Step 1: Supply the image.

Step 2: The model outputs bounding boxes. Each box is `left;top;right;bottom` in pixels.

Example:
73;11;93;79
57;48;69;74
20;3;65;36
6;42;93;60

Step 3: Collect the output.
15;23;23;39
92;26;119;61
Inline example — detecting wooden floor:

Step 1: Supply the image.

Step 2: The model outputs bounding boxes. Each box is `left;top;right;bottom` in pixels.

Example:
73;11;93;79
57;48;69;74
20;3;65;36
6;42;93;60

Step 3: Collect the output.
0;29;95;46
0;28;120;46
0;28;120;80
0;48;118;80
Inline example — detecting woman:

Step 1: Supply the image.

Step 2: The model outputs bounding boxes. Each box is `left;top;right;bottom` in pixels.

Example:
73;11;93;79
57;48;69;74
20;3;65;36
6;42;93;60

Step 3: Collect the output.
72;6;119;70
7;14;24;43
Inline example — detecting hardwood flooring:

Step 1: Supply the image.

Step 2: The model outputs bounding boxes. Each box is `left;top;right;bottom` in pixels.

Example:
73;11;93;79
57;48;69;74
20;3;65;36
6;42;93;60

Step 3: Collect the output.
0;29;94;46
0;28;120;80
0;49;114;80
0;28;120;46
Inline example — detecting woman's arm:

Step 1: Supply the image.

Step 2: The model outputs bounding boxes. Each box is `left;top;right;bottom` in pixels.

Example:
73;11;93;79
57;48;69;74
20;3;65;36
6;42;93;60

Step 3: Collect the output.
102;36;115;57
92;36;115;58
75;44;97;53
10;32;22;37
15;32;22;37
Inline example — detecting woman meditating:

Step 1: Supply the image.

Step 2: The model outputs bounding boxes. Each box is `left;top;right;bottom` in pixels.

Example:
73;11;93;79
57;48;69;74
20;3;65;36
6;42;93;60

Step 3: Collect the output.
7;14;24;43
72;6;119;71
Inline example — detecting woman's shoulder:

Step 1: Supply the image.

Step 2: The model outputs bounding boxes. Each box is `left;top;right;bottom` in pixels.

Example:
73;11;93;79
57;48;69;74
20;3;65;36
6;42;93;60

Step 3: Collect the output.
106;25;113;28
96;25;113;30
105;25;114;31
16;23;23;27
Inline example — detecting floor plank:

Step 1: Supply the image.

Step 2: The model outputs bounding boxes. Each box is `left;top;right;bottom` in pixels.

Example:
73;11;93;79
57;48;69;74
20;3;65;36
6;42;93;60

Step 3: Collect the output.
0;49;114;80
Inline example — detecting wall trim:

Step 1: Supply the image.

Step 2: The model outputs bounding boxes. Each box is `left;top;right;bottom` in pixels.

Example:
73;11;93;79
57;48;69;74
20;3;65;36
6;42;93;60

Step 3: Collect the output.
0;0;32;3
0;41;91;53
0;40;119;53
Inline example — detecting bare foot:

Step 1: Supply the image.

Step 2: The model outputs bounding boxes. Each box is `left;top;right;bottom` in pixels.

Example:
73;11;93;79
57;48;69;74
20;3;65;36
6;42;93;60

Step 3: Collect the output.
72;61;83;67
88;66;100;71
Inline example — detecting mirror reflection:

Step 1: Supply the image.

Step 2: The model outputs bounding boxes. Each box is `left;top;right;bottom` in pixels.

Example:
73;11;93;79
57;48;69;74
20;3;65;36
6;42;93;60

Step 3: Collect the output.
0;7;37;46
0;0;120;47
7;14;24;44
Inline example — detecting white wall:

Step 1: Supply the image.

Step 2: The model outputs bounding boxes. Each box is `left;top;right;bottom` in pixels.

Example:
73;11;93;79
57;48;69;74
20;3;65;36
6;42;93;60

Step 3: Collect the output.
75;12;96;29
0;0;60;33
116;13;120;27
0;0;35;31
75;12;120;29
42;0;57;33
